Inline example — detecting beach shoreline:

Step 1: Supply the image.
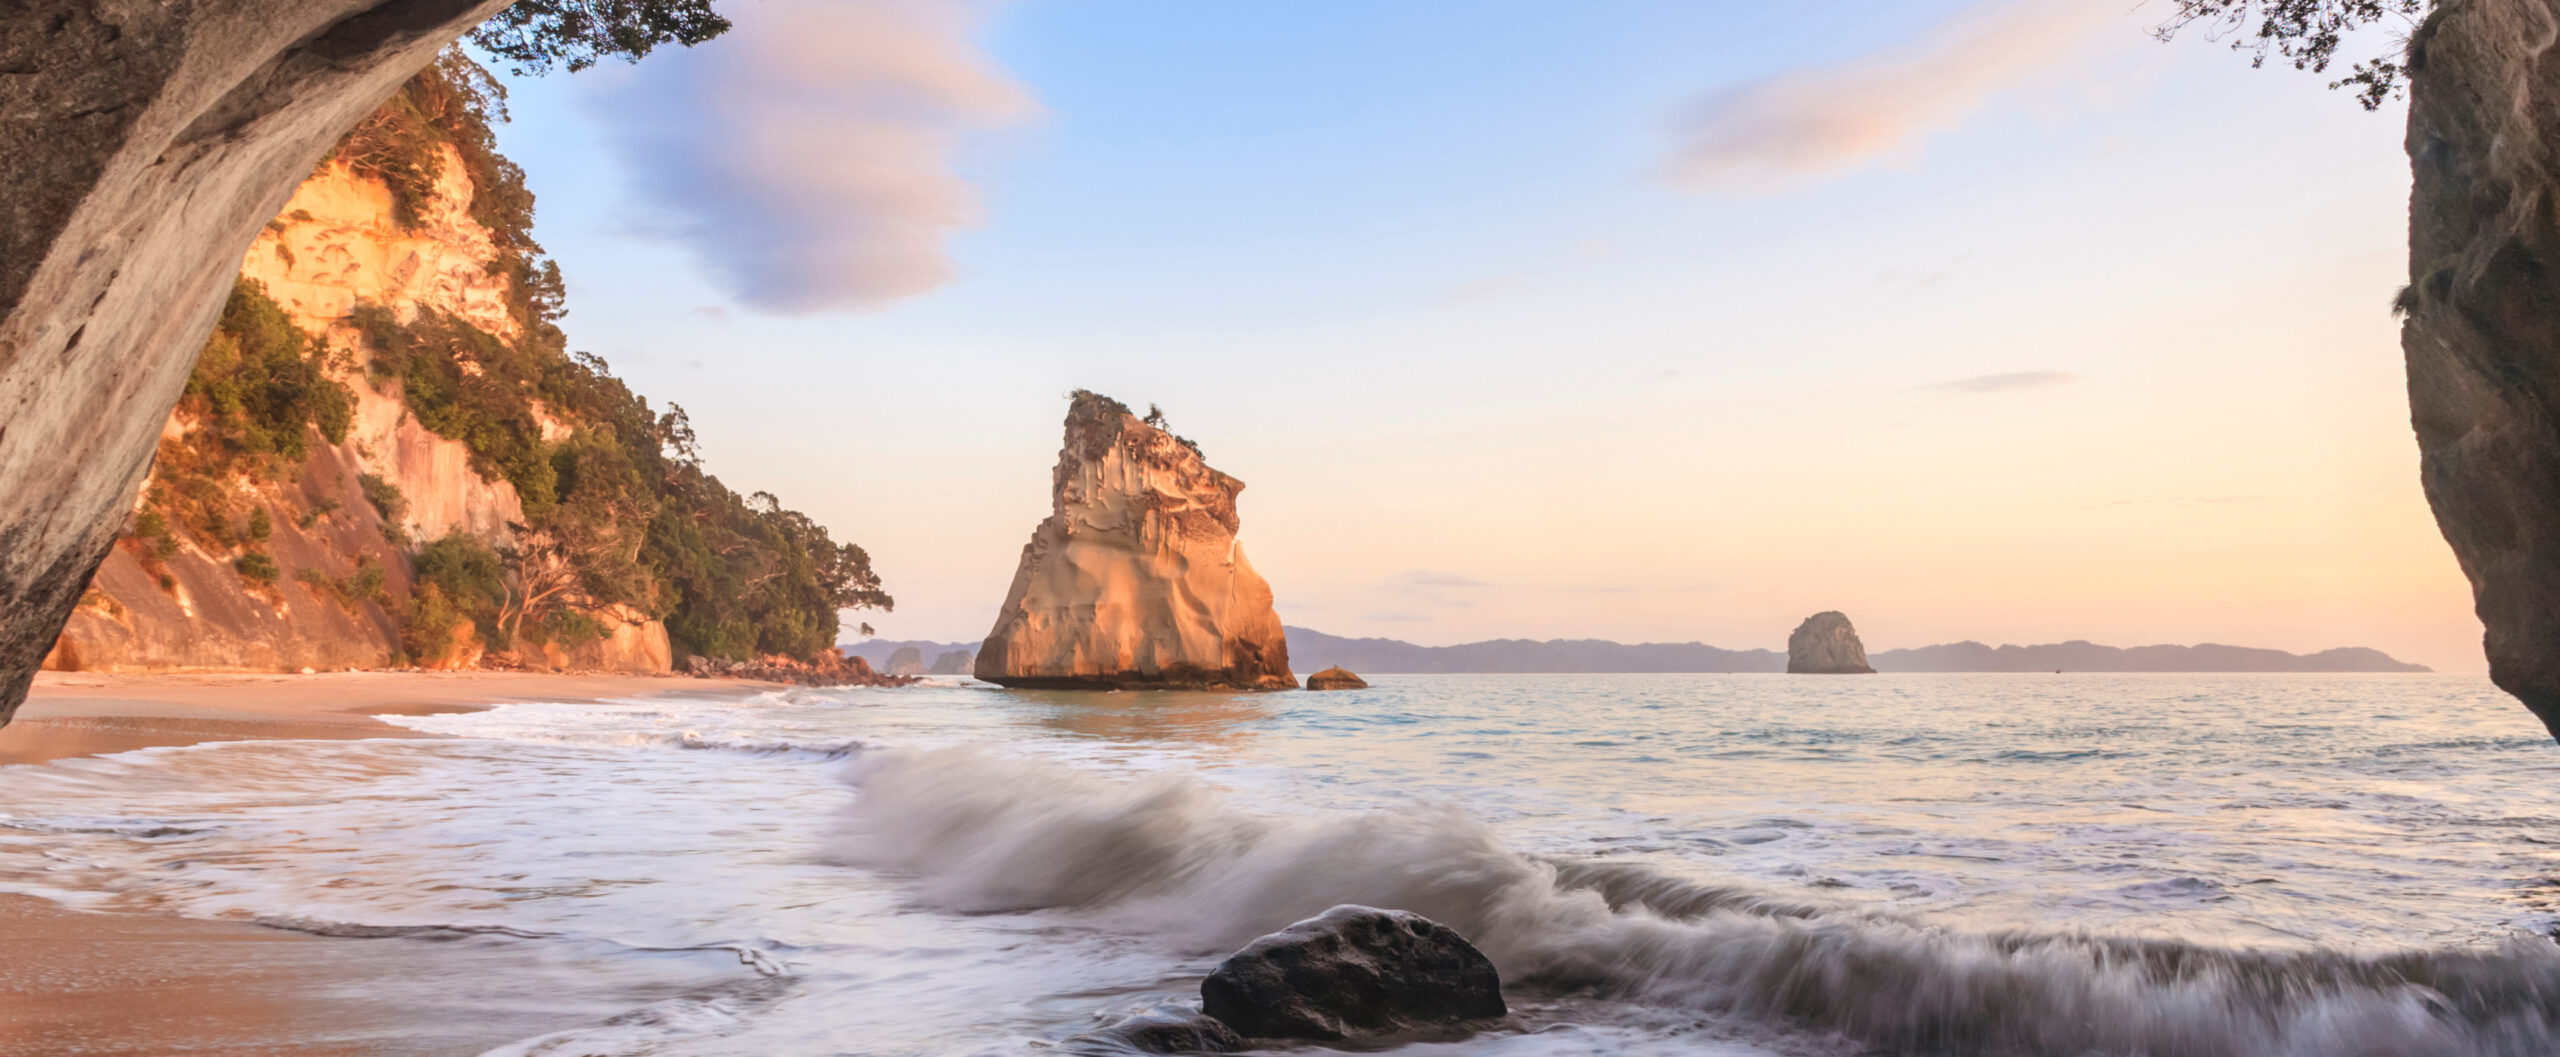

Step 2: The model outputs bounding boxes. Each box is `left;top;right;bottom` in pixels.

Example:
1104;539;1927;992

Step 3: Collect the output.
0;669;789;1056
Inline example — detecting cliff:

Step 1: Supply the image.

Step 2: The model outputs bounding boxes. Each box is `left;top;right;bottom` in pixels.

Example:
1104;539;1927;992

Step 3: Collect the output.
1786;612;1874;674
975;392;1294;690
43;57;889;677
2402;0;2560;740
0;1;512;723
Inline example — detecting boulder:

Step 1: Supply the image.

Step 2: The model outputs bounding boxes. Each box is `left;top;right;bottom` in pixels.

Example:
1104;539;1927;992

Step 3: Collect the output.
976;392;1293;690
1199;905;1505;1042
1787;611;1873;674
1304;666;1368;690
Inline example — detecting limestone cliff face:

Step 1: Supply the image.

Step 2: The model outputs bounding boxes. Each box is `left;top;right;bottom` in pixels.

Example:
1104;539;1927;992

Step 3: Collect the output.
0;1;509;722
2402;0;2560;740
46;149;668;675
976;393;1294;690
1787;612;1874;675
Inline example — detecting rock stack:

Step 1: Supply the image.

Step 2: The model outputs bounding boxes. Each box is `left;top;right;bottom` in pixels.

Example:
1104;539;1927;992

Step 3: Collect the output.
1787;611;1874;674
976;392;1294;690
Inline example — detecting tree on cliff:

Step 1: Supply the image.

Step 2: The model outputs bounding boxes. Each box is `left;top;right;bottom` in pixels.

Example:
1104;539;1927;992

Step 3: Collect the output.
471;0;734;74
2156;1;2436;109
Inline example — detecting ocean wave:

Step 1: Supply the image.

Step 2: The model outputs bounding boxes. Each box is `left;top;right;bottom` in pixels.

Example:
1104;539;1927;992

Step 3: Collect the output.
828;747;2560;1057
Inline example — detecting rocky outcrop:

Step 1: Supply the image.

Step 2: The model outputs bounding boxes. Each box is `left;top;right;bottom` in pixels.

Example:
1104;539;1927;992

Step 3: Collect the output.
1304;666;1368;690
1199;905;1506;1043
1787;611;1874;674
2402;0;2560;741
887;646;925;676
0;0;510;723
929;648;974;675
975;392;1293;691
42;144;670;675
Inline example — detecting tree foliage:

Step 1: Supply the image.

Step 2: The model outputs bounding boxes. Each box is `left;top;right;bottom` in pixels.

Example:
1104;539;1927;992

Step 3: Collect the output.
2156;0;2435;110
469;0;733;75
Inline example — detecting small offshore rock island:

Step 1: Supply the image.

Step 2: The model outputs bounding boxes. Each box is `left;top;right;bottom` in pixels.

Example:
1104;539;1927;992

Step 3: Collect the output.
975;391;1295;690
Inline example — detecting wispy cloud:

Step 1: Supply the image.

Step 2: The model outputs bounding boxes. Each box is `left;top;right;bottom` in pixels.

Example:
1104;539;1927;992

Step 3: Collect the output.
1388;571;1493;591
1663;1;2121;188
588;0;1034;312
1924;370;2081;394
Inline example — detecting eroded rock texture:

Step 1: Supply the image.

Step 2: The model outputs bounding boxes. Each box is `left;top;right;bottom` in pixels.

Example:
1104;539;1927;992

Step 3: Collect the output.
0;0;507;722
2403;0;2560;740
1787;611;1874;674
976;392;1293;690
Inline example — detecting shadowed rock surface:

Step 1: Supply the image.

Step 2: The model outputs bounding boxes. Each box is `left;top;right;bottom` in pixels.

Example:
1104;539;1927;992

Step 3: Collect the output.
2403;0;2560;741
1199;905;1505;1042
976;392;1292;691
1064;1004;1245;1055
929;648;975;675
1304;666;1368;690
1787;611;1874;674
0;0;510;724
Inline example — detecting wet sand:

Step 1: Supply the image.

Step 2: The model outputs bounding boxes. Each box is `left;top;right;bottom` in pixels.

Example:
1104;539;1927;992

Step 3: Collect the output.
0;669;782;1055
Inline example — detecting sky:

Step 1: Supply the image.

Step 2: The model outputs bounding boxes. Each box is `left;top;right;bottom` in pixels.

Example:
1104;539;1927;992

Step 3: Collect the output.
472;0;2478;670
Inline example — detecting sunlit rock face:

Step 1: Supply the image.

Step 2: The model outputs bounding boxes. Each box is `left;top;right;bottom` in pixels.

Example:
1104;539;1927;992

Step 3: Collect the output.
975;392;1294;690
2402;0;2560;742
1787;611;1874;675
0;0;509;723
45;143;669;676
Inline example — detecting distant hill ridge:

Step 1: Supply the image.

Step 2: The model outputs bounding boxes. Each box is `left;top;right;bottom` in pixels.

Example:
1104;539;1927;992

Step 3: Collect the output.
1282;627;2429;674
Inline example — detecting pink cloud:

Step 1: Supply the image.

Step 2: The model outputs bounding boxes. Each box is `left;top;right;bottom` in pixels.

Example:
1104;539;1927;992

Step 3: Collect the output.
1665;1;2125;188
591;0;1034;312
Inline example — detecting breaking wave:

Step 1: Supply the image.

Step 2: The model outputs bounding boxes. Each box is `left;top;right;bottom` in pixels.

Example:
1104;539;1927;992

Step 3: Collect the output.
829;747;2560;1057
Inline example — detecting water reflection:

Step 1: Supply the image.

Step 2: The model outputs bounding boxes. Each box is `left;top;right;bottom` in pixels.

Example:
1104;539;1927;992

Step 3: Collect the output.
1012;688;1277;748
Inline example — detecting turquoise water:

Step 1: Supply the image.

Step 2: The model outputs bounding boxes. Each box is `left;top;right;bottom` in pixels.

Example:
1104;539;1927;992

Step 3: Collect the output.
3;674;2557;1054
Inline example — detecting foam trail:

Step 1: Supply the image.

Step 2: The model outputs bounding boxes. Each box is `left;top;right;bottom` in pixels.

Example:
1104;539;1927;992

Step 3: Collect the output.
831;748;2560;1057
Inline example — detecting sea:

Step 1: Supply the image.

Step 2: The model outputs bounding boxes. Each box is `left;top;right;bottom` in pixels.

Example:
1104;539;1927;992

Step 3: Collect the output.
5;673;2560;1056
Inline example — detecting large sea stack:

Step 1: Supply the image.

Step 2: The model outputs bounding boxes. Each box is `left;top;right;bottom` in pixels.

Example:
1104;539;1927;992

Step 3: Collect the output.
975;392;1294;690
1787;611;1874;674
2402;0;2560;743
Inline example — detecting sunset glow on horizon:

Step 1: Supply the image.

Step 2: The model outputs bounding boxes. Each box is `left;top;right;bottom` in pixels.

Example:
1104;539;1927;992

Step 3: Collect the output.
476;0;2472;669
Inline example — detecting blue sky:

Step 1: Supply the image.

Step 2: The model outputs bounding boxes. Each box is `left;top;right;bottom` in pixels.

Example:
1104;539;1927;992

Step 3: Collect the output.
470;1;2471;668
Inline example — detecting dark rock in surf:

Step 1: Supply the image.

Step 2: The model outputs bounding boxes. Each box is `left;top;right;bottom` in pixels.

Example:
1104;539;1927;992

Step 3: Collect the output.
1200;905;1505;1042
1786;611;1874;674
1064;1004;1245;1054
1304;666;1368;690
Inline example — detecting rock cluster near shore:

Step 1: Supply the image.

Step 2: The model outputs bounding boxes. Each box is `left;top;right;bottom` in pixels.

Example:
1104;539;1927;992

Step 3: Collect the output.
1787;611;1874;675
1304;666;1368;690
975;392;1293;691
684;650;915;688
1072;905;1505;1053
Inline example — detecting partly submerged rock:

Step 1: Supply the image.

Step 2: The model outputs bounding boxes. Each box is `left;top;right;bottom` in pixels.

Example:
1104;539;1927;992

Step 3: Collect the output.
1787;611;1874;674
1305;666;1368;690
1063;1003;1246;1055
1199;905;1505;1042
976;392;1293;691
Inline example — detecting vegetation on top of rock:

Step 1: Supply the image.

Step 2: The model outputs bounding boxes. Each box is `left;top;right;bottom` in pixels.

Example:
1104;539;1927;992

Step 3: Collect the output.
470;0;735;76
2156;1;2434;109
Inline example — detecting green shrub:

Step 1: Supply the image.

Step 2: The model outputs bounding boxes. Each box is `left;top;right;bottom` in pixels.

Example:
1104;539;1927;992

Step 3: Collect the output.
359;474;406;521
236;550;280;585
247;507;273;542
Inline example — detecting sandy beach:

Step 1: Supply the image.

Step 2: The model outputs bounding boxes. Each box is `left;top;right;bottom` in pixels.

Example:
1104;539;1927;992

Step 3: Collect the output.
0;669;781;1056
